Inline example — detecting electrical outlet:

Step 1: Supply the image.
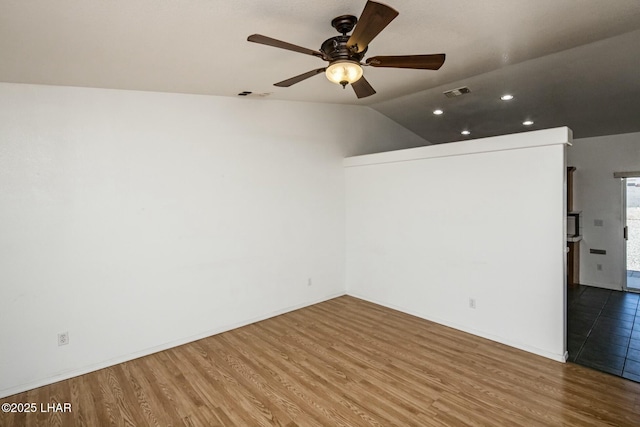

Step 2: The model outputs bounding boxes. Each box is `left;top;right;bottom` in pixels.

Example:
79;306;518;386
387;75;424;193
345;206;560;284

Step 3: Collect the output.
469;298;476;309
597;264;603;271
307;278;312;287
58;332;69;346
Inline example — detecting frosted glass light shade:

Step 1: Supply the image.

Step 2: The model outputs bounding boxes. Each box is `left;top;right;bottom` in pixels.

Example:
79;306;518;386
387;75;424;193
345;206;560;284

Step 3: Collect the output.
325;61;363;86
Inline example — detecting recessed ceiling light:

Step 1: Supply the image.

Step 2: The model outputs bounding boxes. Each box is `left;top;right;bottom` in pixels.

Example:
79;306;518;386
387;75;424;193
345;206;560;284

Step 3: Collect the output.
501;94;514;101
433;109;444;115
522;120;534;126
461;130;471;135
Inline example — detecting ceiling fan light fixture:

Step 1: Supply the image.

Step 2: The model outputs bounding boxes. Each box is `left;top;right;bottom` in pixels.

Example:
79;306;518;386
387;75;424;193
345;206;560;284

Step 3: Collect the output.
325;61;363;87
248;2;444;99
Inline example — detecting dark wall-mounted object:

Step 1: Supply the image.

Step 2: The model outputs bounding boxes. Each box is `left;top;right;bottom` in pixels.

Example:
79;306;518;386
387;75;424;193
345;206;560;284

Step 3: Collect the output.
590;249;607;255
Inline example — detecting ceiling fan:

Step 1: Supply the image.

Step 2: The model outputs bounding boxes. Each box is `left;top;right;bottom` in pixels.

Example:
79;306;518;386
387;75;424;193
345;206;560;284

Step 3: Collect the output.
247;0;445;99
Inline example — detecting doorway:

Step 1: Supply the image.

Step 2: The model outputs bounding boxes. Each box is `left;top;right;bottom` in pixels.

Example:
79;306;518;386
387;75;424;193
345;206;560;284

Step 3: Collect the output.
625;177;640;290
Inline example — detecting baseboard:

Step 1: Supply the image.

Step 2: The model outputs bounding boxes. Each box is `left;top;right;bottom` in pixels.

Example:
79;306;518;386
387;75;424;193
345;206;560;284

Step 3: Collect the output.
578;282;624;291
346;292;567;363
0;292;346;399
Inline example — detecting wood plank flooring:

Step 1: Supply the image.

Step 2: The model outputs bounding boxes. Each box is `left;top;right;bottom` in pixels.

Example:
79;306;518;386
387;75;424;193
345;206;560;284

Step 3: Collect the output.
3;296;640;426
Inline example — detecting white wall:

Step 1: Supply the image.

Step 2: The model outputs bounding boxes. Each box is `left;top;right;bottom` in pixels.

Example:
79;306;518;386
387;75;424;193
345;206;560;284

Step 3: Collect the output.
345;128;570;362
567;132;640;290
0;82;428;398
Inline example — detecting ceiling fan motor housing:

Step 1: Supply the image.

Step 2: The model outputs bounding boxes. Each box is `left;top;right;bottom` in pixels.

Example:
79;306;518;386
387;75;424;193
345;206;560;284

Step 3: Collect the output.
321;35;367;63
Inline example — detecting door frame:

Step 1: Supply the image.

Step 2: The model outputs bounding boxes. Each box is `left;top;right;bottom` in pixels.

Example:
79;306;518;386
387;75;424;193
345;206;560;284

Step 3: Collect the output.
622;176;640;293
622;178;630;291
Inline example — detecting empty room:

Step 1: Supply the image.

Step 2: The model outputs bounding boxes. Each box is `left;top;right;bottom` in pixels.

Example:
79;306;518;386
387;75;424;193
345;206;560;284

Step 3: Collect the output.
2;1;640;426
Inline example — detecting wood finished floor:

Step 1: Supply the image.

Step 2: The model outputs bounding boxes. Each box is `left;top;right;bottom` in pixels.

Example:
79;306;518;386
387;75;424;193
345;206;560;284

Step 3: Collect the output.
2;296;640;426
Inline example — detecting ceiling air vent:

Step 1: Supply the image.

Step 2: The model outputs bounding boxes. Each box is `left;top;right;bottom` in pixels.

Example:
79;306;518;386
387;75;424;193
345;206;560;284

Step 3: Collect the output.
237;91;273;98
443;86;471;98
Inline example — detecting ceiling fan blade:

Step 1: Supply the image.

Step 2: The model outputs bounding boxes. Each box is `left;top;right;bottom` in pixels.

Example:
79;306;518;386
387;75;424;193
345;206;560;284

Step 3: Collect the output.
274;68;327;87
351;75;377;98
347;1;399;53
248;34;326;59
366;54;446;70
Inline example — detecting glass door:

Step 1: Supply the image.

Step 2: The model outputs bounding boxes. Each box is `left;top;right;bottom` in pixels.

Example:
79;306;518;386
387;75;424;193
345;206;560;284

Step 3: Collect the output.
625;177;640;290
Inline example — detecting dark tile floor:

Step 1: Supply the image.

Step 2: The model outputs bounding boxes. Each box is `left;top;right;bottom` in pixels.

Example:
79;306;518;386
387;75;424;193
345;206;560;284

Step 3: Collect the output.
567;285;640;381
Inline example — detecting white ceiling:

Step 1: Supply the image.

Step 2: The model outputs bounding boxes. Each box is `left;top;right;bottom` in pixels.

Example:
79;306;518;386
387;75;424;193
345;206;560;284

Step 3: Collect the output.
2;0;640;144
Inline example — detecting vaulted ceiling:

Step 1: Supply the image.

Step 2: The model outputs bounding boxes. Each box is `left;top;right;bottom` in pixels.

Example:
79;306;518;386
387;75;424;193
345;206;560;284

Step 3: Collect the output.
1;0;639;144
